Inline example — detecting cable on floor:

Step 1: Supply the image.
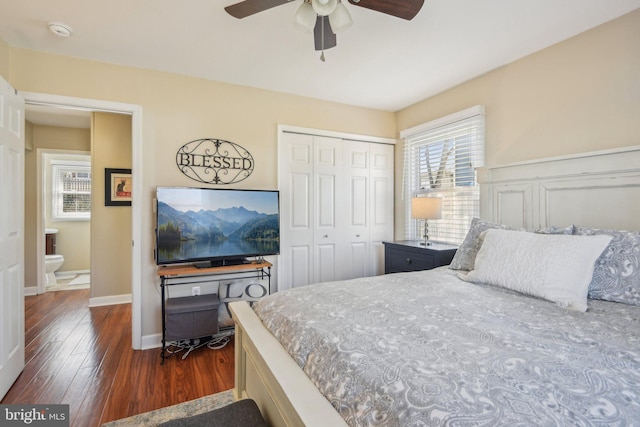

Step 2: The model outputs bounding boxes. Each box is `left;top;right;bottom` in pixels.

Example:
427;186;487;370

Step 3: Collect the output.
165;330;233;359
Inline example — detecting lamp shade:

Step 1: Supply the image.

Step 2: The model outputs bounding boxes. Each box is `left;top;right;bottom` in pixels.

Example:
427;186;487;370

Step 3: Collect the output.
329;2;352;33
411;197;442;220
295;2;317;32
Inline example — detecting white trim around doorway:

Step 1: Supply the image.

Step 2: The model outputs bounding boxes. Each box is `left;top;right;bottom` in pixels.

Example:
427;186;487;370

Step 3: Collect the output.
21;91;143;350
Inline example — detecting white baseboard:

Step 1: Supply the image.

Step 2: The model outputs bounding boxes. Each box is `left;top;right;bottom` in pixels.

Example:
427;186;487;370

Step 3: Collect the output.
141;333;162;350
89;293;132;307
24;286;38;296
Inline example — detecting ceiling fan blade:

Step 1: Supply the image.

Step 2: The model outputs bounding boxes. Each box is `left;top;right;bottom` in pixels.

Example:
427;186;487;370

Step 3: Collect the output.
314;15;337;51
347;0;424;20
225;0;294;19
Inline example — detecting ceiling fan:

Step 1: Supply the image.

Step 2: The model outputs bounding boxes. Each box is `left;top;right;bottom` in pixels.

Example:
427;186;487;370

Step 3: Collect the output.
225;0;424;60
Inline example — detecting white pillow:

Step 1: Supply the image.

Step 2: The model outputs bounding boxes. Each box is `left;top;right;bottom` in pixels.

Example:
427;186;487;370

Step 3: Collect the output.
461;229;612;312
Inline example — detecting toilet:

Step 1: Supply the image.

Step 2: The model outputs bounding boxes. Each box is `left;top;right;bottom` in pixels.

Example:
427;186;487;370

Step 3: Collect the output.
45;229;64;286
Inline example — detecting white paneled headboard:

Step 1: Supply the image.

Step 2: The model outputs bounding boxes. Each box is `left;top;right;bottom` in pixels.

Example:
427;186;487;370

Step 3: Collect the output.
477;146;640;231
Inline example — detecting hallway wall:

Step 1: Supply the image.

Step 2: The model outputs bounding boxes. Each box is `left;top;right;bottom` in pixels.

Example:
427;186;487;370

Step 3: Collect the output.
90;112;132;298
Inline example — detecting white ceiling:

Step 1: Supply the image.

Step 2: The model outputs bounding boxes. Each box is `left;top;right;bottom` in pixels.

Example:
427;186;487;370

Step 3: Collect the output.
2;0;639;113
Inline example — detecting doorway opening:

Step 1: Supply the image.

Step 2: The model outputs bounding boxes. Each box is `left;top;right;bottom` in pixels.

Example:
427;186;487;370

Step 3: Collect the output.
41;151;92;292
22;92;143;350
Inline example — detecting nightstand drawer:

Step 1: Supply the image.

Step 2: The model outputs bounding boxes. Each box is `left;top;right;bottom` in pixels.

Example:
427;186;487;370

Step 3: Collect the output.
383;241;458;274
387;250;436;272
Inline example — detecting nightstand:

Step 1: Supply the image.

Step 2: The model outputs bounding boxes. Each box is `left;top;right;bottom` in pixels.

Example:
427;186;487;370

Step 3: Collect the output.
383;241;458;274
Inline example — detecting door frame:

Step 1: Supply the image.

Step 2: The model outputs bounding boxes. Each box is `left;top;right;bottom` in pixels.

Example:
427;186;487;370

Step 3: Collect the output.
22;91;144;350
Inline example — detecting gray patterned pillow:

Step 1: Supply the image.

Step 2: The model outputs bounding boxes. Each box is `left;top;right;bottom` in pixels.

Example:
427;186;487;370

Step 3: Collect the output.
449;218;516;271
574;227;640;306
535;225;575;235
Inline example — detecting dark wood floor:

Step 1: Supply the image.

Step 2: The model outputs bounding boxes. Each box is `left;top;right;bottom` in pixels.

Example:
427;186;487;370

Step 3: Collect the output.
1;289;234;426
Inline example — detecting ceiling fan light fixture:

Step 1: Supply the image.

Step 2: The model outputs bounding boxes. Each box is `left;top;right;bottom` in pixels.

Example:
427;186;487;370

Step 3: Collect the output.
295;1;317;32
329;2;352;34
311;0;338;17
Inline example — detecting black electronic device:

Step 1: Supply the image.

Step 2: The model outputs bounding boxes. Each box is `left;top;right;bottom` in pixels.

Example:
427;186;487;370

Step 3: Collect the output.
155;187;280;266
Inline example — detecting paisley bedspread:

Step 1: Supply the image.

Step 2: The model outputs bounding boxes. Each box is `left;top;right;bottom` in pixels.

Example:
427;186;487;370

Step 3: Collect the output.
252;267;640;426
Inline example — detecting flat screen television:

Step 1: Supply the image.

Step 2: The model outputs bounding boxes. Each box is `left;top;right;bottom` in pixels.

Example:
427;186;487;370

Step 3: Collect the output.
155;187;280;267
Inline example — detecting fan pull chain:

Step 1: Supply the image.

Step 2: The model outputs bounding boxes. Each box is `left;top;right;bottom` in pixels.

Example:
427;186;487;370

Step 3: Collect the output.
320;51;325;61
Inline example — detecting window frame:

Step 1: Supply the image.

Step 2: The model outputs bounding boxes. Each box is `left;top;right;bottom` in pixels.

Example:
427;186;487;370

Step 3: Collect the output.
401;106;485;244
51;159;92;221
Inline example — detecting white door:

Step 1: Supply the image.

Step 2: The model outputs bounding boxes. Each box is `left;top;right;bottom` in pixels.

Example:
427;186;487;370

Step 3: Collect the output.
312;136;343;284
279;132;314;291
369;143;394;276
0;76;25;399
279;133;343;289
343;141;394;278
343;140;370;279
279;131;394;290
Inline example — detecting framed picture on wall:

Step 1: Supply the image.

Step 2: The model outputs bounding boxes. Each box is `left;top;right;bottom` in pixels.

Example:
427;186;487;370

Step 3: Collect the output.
105;168;132;206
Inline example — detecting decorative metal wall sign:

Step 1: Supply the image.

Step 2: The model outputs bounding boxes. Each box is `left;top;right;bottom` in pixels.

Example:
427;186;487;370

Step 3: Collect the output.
176;138;254;185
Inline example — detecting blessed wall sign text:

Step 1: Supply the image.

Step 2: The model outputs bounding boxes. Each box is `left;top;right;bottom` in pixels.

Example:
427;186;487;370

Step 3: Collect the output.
176;138;254;185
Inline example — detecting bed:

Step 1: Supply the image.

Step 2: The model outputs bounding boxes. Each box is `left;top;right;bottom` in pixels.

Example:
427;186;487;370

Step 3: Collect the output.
230;146;640;426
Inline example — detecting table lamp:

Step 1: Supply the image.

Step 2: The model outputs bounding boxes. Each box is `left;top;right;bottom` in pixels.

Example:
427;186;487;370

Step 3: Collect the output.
411;197;442;246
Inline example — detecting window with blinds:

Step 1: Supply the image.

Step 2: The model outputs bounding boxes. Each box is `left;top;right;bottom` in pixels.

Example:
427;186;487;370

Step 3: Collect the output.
52;161;92;221
402;106;485;244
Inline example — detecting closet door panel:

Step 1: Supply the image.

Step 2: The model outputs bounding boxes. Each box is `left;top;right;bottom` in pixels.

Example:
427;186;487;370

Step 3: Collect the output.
369;143;394;276
346;242;368;279
316;243;337;284
290;246;312;288
350;176;367;226
313;136;343;284
371;176;390;229
279;133;314;290
290;173;311;228
343;140;370;278
316;175;336;228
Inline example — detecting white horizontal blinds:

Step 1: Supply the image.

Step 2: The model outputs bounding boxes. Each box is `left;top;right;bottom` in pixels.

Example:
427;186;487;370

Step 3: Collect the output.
403;106;485;244
52;162;92;220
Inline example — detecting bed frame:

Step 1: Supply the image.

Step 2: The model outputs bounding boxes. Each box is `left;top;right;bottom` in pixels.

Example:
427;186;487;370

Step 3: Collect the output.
230;145;640;426
478;146;640;230
230;301;348;427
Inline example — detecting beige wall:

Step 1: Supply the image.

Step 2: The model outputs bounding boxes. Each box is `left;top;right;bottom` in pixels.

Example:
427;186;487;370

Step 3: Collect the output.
4;47;396;338
0;39;9;78
91;112;132;298
24;124;91;287
394;9;640;238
